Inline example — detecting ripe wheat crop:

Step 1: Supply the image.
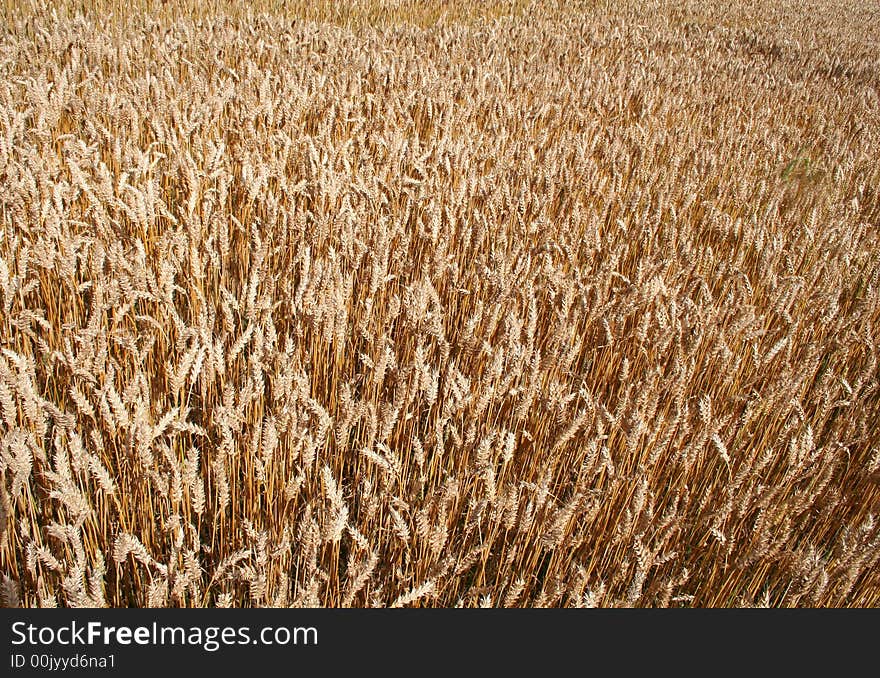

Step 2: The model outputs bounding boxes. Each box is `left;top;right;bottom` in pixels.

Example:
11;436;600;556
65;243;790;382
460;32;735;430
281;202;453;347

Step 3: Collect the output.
0;0;879;607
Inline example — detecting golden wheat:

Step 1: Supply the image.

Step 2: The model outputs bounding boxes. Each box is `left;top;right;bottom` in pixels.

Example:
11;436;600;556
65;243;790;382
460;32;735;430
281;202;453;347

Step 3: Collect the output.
0;0;878;607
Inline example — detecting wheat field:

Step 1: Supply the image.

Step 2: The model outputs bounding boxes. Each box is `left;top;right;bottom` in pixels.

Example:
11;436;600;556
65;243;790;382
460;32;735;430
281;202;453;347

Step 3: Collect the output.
0;0;878;608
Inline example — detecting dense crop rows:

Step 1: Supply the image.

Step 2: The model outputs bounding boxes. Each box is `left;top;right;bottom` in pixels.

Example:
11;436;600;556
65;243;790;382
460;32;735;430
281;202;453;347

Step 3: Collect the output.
1;0;878;607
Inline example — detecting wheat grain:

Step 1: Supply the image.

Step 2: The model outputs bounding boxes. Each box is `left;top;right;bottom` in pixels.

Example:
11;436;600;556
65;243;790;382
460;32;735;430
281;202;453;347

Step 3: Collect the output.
1;0;878;608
